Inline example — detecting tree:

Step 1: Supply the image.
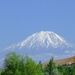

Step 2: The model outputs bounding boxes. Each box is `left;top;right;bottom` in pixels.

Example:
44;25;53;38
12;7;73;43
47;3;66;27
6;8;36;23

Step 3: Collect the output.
64;66;69;75
39;61;42;69
43;64;49;73
1;51;44;75
57;65;65;74
38;61;44;72
70;64;75;75
51;69;62;75
44;72;49;75
47;56;56;75
0;68;2;75
2;51;21;75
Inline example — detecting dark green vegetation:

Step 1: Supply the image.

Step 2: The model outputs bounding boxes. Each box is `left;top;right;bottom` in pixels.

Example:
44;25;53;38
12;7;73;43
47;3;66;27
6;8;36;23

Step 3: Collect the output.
0;51;75;75
42;57;75;75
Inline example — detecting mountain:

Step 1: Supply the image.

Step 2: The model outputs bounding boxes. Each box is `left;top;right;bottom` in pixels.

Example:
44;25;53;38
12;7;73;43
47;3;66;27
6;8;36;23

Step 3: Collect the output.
0;31;75;68
42;56;75;68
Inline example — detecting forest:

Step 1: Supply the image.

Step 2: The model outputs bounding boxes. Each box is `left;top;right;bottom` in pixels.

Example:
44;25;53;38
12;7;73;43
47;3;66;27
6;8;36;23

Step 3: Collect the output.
0;51;75;75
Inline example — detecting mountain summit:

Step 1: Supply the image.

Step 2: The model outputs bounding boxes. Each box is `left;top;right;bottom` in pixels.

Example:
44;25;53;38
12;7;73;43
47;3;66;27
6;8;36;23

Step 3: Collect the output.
0;31;75;68
19;31;73;49
4;31;74;51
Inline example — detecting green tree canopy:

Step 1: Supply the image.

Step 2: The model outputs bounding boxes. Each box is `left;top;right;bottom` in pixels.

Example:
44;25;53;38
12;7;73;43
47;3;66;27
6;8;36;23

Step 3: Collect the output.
1;51;44;75
51;69;62;75
47;56;56;75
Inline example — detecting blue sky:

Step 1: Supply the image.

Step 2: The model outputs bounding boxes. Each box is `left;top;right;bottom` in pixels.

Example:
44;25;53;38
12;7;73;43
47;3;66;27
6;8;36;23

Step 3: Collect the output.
0;0;75;50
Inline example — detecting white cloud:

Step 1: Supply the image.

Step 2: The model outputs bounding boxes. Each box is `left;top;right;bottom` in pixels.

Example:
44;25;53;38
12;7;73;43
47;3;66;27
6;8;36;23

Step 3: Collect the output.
28;53;74;64
71;51;75;54
64;50;75;54
64;50;70;53
45;53;53;56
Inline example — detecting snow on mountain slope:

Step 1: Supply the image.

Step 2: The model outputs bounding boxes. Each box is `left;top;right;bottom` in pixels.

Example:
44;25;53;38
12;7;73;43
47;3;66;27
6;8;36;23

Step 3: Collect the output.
19;31;73;49
0;31;75;68
3;31;74;51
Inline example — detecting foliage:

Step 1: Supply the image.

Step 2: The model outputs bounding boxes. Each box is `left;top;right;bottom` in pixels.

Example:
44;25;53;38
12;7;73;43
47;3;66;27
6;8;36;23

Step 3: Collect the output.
39;61;44;72
51;69;62;75
2;51;75;75
43;64;49;73
43;56;75;75
0;69;2;75
47;56;56;75
57;65;65;74
1;51;44;75
44;72;49;75
57;64;75;75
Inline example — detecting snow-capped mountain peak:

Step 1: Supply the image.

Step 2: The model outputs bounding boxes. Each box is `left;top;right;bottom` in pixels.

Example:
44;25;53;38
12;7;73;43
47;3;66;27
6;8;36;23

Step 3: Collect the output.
0;31;75;68
2;31;74;52
15;31;73;49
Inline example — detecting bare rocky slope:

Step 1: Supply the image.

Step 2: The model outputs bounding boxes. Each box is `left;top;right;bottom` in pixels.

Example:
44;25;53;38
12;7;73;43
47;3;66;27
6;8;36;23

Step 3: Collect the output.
42;56;75;68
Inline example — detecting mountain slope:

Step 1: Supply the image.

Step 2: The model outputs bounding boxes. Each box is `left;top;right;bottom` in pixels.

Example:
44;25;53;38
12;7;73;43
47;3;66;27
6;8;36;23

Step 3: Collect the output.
19;31;73;49
42;56;75;68
0;31;75;68
2;31;74;51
